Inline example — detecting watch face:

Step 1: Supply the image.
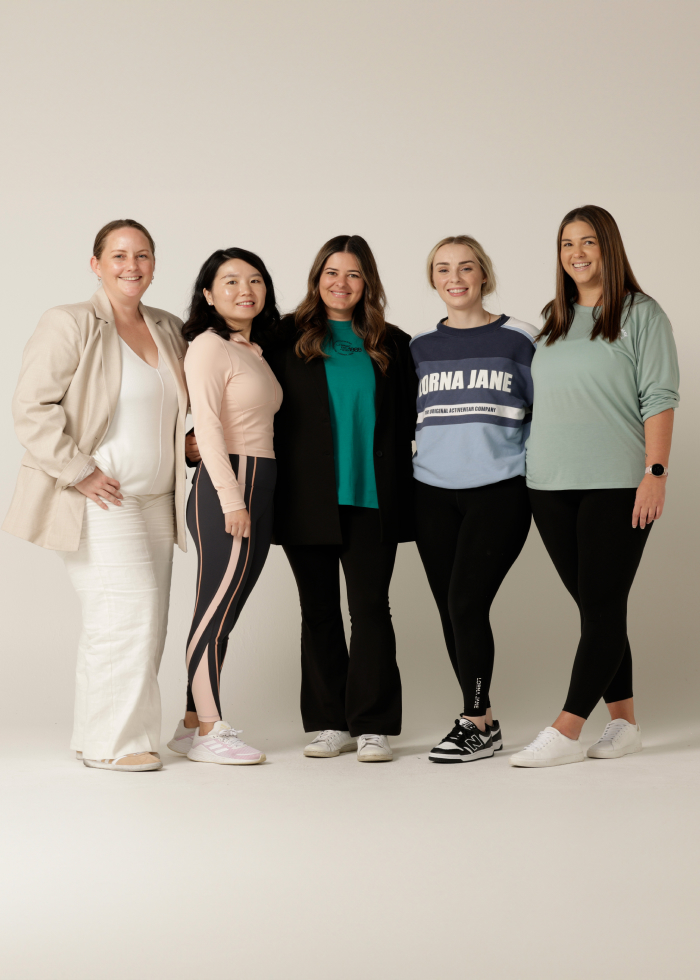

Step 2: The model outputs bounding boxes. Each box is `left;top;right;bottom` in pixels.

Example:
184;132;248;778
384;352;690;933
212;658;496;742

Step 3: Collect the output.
651;463;666;476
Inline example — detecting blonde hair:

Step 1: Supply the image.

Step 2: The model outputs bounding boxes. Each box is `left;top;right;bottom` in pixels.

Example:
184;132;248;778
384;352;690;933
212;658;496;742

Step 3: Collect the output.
426;235;496;297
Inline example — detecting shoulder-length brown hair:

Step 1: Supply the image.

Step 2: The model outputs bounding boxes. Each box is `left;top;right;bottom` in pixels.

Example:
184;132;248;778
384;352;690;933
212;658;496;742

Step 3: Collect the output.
539;205;645;346
294;235;390;373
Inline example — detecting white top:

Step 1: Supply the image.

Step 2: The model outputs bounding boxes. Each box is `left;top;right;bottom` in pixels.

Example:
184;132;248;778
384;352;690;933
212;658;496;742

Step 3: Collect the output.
93;338;179;496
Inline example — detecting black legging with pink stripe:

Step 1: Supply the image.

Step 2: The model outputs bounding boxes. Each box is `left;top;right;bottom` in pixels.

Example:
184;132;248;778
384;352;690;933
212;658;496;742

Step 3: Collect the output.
185;455;276;723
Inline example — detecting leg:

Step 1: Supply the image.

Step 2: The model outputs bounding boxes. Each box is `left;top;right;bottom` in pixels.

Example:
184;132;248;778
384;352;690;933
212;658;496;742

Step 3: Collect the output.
565;489;652;719
138;493;176;739
447;477;531;726
61;496;167;760
185;457;274;731
414;480;465;685
529;489;587;739
339;507;400;737
284;543;348;732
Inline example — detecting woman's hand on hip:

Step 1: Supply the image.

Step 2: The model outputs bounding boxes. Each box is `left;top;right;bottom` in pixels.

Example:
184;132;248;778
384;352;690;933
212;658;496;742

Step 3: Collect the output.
225;508;251;538
75;467;123;510
632;474;666;529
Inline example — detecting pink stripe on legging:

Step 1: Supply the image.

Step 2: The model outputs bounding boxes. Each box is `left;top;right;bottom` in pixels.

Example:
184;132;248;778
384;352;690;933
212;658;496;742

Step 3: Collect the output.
187;456;250;723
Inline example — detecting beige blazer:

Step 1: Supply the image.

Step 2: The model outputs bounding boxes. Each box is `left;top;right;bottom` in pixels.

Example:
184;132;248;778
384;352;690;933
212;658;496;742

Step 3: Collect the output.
3;288;189;552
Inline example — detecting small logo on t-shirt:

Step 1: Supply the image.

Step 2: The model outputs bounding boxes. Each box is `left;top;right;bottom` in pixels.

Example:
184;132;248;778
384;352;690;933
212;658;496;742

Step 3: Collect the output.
620;329;628;338
333;340;363;355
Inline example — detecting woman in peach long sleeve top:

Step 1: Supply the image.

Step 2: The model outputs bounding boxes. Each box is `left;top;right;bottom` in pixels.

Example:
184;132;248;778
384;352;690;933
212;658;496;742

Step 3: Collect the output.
168;247;282;767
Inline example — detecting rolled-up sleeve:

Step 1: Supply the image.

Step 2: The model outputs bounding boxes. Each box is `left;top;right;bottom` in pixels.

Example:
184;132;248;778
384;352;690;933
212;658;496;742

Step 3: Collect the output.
12;309;95;486
184;333;245;513
637;310;680;421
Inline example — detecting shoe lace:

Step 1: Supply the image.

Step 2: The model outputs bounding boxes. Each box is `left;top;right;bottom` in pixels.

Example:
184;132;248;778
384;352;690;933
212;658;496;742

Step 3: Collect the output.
442;720;469;745
215;727;245;746
360;734;385;748
525;729;558;751
599;719;628;743
316;730;343;742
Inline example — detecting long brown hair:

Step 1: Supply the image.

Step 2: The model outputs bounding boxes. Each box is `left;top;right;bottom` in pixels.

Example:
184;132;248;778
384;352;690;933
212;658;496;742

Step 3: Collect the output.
539;205;644;346
294;235;390;373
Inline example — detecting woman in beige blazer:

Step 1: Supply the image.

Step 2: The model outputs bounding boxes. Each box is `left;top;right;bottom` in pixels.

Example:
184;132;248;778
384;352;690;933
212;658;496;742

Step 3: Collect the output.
4;219;189;772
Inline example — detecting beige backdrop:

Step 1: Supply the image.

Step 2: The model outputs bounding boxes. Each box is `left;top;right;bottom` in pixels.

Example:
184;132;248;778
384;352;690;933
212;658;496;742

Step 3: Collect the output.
1;0;697;744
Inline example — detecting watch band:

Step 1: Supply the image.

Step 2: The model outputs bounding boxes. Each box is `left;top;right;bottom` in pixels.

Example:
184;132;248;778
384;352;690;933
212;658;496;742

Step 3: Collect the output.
645;464;669;477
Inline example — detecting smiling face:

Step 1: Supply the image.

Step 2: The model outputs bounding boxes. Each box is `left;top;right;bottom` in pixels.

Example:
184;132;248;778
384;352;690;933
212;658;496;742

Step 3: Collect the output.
560;220;603;297
90;227;155;305
431;243;485;313
203;259;266;330
319;251;365;320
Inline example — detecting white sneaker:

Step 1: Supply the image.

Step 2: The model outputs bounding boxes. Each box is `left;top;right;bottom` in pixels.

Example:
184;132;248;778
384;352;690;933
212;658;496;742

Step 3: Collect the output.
510;727;585;768
357;734;393;762
587;719;642;759
187;721;265;765
167;719;198;755
304;730;356;758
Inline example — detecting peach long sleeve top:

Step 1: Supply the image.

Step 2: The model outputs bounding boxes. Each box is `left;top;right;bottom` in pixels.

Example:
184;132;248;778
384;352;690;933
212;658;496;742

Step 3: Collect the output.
184;329;283;513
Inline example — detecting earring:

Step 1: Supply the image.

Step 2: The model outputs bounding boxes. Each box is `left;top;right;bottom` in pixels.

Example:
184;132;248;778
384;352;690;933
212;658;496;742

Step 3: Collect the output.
151;275;155;284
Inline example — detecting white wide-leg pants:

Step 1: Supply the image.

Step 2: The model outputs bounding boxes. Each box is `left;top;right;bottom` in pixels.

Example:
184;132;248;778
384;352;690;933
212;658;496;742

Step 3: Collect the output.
60;493;175;760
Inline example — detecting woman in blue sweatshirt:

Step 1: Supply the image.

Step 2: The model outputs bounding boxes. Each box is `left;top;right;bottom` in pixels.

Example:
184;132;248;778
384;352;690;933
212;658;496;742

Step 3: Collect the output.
411;235;536;763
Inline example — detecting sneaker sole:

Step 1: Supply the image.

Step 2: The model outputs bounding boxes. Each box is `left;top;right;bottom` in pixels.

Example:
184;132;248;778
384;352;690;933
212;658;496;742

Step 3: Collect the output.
304;743;356;758
429;745;495;764
510;752;585;768
186;751;266;765
587;743;642;759
357;754;393;762
83;759;163;772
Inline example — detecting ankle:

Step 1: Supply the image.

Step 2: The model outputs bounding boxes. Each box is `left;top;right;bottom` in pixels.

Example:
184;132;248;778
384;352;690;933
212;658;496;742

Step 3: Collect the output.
198;721;216;736
184;711;199;730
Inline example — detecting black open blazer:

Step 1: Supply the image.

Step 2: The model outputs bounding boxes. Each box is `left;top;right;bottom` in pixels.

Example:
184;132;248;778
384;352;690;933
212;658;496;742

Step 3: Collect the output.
265;315;417;546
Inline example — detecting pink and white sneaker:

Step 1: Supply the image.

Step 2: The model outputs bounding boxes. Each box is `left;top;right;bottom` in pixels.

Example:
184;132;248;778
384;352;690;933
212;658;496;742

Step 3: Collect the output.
187;721;266;765
167;719;198;755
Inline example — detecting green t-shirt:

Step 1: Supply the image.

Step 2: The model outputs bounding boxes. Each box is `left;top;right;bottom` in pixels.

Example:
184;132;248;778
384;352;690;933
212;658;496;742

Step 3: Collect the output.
323;320;379;508
526;296;680;490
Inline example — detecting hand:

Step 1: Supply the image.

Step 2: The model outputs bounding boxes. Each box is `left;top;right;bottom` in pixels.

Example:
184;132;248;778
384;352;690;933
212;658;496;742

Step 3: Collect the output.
225;507;250;538
185;433;201;462
75;467;123;510
632;474;666;529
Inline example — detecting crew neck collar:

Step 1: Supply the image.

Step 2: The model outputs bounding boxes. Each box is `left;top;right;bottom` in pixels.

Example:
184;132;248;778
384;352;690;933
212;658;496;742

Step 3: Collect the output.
436;314;507;336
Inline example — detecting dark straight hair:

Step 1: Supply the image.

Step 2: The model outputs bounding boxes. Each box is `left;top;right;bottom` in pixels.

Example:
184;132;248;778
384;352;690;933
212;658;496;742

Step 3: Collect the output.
538;205;645;346
182;248;280;345
293;235;391;374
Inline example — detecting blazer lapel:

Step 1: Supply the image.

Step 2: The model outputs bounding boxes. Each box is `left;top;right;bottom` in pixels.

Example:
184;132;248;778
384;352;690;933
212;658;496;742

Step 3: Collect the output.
91;289;121;438
142;307;188;417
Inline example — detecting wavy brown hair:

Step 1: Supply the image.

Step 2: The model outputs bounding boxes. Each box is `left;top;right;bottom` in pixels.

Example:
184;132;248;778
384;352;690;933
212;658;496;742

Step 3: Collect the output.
539;205;645;346
294;235;390;373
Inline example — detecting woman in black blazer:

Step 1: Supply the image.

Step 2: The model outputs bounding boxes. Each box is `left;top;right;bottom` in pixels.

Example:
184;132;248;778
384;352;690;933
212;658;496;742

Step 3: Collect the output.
267;235;417;762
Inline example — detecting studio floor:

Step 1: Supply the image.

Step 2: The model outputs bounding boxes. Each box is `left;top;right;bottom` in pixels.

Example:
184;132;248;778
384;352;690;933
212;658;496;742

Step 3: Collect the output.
1;720;699;980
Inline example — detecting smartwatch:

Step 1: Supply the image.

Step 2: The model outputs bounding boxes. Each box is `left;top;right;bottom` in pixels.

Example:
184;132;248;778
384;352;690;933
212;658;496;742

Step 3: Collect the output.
645;464;669;477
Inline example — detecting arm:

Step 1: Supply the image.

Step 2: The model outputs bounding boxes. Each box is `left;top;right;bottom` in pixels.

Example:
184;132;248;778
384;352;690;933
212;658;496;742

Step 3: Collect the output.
632;409;673;529
184;336;250;537
632;307;680;529
13;309;95;485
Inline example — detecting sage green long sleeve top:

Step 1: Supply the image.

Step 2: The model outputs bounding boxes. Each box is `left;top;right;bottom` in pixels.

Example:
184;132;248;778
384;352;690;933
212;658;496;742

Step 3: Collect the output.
526;296;680;490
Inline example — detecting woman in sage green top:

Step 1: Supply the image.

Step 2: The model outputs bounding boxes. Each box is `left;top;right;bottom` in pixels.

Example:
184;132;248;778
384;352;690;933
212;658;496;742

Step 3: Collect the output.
265;235;417;763
511;205;680;770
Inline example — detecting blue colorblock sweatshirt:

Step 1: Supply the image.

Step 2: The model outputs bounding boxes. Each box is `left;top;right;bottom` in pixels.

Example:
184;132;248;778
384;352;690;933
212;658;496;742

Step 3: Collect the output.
409;315;537;489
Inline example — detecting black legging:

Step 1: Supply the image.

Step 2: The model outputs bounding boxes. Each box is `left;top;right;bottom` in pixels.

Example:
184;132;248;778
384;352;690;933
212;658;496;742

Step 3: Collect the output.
415;476;532;715
284;506;401;737
529;487;653;719
185;456;275;723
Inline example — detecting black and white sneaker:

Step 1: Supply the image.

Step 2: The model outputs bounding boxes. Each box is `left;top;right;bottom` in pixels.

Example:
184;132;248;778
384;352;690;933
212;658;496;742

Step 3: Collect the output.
429;719;494;764
487;719;503;751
